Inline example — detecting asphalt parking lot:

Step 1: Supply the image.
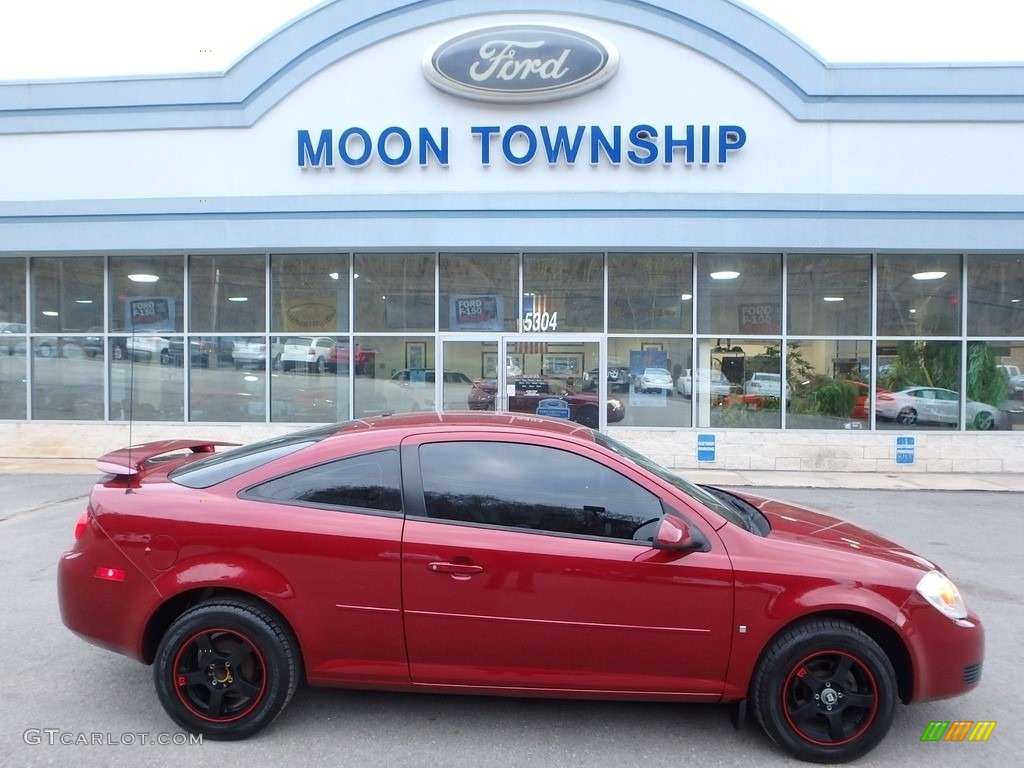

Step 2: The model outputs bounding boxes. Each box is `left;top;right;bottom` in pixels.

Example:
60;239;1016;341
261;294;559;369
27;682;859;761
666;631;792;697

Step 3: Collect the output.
1;474;1020;767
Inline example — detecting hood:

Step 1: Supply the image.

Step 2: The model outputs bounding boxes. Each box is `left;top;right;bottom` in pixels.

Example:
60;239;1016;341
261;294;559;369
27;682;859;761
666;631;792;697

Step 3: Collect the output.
735;491;937;573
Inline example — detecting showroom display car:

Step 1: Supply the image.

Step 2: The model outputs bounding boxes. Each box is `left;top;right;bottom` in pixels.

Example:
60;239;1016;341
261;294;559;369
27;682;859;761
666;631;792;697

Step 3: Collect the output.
632;367;674;394
468;375;624;428
676;368;732;400
875;387;1003;430
58;413;983;763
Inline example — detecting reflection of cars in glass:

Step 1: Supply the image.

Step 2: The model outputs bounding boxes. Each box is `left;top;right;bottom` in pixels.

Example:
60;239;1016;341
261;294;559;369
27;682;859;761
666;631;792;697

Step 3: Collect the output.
279;336;334;374
468;375;624;428
875;387;1003;430
60;413;983;762
124;336;171;364
996;364;1024;400
0;322;26;355
676;368;731;399
582;358;631;393
633;367;673;394
743;372;790;399
384;369;475;411
232;337;282;370
326;342;376;375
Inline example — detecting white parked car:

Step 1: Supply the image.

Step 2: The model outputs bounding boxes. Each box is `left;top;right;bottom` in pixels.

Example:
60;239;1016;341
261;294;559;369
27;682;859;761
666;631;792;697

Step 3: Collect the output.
278;336;335;374
744;372;790;399
875;387;1003;430
634;367;673;394
676;368;731;399
232;337;283;369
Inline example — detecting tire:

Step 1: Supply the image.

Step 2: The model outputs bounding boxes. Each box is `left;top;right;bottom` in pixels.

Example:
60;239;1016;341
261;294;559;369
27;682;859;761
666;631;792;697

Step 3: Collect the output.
160;349;172;366
974;411;994;430
896;407;917;425
751;619;897;764
153;600;300;740
38;343;53;358
312;357;325;374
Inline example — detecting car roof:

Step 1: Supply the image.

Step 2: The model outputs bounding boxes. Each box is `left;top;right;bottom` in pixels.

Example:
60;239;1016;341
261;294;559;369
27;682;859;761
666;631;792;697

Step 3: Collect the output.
330;411;597;441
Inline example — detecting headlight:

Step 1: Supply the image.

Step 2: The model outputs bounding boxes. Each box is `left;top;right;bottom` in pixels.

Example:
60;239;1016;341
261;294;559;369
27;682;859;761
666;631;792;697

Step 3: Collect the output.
916;570;967;620
608;399;622;410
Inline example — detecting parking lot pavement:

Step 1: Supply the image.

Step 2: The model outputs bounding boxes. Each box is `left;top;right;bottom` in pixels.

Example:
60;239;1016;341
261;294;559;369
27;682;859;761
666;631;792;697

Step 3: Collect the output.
1;476;1021;767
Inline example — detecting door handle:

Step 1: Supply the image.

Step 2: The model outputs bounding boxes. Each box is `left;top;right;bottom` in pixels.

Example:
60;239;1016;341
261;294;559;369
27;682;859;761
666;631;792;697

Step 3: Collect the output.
428;561;484;575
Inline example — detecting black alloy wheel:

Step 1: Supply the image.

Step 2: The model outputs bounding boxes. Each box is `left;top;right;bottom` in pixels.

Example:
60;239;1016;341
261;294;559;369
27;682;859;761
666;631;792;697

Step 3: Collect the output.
154;600;300;740
751;619;897;763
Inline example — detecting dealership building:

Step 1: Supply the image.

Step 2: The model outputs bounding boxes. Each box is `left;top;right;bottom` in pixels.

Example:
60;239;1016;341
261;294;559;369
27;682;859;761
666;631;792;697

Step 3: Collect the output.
1;0;1022;473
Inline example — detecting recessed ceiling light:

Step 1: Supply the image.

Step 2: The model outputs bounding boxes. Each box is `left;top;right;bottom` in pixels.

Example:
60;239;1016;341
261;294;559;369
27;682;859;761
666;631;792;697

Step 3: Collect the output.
329;272;340;280
710;271;740;280
680;293;693;301
75;299;94;304
823;296;845;302
42;310;59;317
228;297;248;302
127;273;160;283
912;271;947;280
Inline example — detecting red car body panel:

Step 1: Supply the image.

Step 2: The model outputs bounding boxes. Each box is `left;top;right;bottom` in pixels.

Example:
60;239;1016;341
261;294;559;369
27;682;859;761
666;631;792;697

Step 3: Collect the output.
59;413;982;718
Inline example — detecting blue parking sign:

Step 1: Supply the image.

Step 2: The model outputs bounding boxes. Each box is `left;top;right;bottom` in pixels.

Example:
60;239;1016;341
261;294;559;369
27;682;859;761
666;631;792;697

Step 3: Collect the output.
697;434;716;463
895;436;915;465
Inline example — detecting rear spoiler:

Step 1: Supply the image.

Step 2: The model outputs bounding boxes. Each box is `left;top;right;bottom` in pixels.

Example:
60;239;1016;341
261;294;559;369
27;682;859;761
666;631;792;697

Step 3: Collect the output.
95;440;241;477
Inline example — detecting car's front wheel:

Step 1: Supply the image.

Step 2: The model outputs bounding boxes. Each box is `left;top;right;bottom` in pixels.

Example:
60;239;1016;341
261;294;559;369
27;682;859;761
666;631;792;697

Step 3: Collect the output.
974;411;995;430
751;619;897;763
154;600;300;740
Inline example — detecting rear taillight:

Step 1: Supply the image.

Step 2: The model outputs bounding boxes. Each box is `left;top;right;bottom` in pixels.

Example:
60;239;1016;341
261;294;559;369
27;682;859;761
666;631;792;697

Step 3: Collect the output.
73;510;89;540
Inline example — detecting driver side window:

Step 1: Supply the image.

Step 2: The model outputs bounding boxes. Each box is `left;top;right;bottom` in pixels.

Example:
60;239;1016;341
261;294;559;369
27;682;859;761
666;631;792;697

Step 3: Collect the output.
419;441;663;542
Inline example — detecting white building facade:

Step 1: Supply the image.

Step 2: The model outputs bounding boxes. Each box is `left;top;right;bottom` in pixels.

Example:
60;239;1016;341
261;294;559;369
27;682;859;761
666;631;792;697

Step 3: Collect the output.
1;0;1022;473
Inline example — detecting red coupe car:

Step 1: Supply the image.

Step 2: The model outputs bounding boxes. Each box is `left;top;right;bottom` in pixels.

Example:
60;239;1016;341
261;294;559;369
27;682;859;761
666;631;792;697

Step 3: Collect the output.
58;413;982;763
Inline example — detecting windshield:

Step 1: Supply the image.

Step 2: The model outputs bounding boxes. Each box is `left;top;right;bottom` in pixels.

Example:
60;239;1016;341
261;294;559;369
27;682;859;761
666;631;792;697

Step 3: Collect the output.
593;431;756;531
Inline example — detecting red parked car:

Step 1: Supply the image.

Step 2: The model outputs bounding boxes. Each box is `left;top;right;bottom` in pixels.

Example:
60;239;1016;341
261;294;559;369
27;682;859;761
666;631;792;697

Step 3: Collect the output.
58;413;982;762
468;375;625;429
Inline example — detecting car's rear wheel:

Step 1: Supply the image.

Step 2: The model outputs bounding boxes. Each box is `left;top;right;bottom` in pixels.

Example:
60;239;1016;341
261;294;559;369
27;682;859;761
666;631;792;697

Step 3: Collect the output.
896;407;917;425
751;619;896;763
154;600;300;740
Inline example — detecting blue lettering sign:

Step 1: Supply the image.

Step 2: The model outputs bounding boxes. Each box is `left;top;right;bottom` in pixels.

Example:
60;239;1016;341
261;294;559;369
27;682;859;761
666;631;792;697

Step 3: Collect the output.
298;129;333;168
895;436;915;465
697;434;716;463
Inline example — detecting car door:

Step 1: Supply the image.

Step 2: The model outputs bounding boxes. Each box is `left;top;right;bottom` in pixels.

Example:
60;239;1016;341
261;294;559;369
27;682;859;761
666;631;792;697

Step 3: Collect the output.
399;434;734;697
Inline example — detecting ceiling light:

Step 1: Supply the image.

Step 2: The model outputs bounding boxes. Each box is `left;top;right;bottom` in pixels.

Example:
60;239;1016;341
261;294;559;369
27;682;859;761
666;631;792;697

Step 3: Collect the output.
127;273;160;283
680;293;693;301
912;271;946;280
329;272;340;280
42;310;59;316
75;299;94;304
710;271;740;280
823;296;845;302
228;296;248;302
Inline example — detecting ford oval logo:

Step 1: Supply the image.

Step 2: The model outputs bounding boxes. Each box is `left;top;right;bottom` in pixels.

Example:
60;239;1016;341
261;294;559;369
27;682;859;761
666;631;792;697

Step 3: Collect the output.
422;23;619;103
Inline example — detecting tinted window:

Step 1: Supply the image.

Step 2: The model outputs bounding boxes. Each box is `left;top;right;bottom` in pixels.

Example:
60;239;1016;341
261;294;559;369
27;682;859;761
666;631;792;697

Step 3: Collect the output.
245;450;402;512
419;442;662;541
170;422;347;488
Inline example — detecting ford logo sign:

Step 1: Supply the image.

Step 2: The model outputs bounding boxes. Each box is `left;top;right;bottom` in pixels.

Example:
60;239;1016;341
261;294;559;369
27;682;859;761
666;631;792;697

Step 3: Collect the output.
422;23;619;103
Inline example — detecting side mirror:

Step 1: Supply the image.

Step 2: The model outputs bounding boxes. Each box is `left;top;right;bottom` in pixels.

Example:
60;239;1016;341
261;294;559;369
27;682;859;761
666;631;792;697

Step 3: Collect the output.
653;514;710;552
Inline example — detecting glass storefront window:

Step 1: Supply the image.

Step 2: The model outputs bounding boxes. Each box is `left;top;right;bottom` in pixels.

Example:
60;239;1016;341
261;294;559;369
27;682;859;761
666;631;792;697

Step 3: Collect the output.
0;343;27;419
354;253;435;333
696;253;782;336
188;336;266;422
109;256;184;335
271;254;349;334
607;253;693;333
785;339;872;429
189;255;267;333
109;336;184;421
969;340;1022;431
690;338;783;428
606;338;691;427
877;254;961;337
31;257;103;333
31;336;104;419
875;340;963;429
352;335;433;417
967;254;1024;336
523;252;603;333
787;254;871;336
439;253;518;332
0;258;26;330
271;334;349;423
